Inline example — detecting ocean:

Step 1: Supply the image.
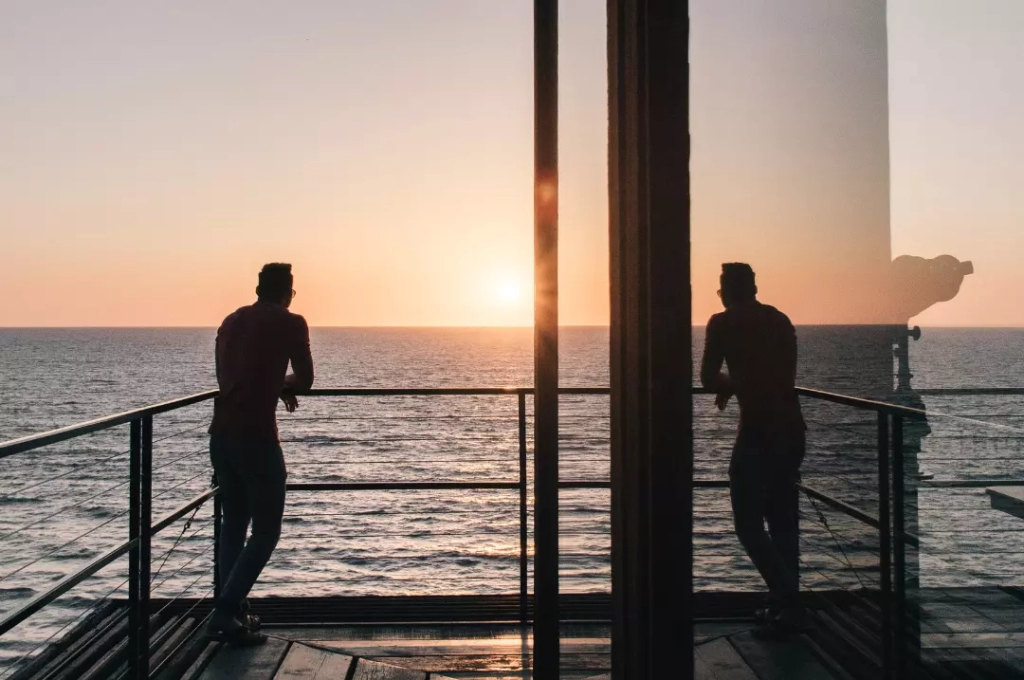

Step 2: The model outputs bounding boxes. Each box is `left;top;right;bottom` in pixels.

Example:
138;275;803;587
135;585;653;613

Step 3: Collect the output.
1;326;1023;670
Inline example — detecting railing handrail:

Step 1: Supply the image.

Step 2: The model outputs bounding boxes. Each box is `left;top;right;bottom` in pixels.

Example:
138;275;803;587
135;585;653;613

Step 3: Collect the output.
5;384;1020;459
0;390;218;460
794;387;929;420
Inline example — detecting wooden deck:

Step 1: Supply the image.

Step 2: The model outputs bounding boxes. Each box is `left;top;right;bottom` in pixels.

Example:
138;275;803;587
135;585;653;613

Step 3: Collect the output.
183;621;846;680
10;589;1024;679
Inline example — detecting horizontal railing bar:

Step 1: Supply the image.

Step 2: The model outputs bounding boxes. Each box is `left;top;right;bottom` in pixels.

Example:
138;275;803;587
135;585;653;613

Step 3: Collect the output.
0;493;213;640
286;482;521;491
914;388;1024;395
920;479;1024;488
284;480;727;491
560;480;730;489
304;387;616;396
794;387;928;419
151;488;217;536
8;384;1014;458
0;539;137;637
799;483;921;548
0;391;218;459
799;483;880;529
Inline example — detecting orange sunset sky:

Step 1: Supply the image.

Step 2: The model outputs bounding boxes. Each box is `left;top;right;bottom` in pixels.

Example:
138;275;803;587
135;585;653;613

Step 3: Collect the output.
2;1;1022;328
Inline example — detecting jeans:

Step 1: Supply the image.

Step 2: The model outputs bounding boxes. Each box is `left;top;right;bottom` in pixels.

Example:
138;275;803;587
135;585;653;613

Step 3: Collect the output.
210;434;287;619
729;429;806;608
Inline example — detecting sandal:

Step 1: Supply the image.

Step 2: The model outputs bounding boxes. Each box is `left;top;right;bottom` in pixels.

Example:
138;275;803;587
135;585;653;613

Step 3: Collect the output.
752;608;810;640
208;623;268;647
239;612;261;631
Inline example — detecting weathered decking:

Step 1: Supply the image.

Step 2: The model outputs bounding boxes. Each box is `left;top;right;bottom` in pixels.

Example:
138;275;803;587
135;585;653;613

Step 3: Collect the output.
178;621;840;680
10;588;1024;679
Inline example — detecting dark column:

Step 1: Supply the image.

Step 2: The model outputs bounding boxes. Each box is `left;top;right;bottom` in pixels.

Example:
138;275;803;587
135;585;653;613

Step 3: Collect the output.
533;1;560;678
609;1;693;679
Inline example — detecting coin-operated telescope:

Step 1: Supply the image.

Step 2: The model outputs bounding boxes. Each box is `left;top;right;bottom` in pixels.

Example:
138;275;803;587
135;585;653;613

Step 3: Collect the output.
888;255;973;391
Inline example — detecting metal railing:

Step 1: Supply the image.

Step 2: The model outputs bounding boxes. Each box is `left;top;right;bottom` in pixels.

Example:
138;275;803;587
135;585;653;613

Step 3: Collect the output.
1;385;1019;679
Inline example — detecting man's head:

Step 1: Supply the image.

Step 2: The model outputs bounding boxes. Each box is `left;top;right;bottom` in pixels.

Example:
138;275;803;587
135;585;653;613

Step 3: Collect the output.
719;263;757;308
256;263;294;308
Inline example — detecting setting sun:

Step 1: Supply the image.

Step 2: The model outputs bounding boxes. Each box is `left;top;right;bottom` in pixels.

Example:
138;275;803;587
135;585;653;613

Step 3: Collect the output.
497;282;522;303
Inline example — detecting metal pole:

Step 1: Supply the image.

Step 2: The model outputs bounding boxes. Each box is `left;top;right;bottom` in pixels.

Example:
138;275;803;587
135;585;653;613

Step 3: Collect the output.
519;392;529;627
213;479;222;602
533;0;559;677
877;413;893;679
127;419;142;680
892;415;907;677
138;415;153;678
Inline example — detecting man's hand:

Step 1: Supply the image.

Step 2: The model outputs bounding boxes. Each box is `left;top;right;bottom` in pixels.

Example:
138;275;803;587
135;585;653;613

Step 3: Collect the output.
715;391;732;411
281;392;299;413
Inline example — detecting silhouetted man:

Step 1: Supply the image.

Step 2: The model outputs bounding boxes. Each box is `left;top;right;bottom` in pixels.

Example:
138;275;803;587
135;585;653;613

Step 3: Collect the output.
700;263;807;635
208;263;314;645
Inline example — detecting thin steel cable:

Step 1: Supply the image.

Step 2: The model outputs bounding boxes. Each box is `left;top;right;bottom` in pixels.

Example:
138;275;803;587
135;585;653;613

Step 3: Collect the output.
0;506;133;584
802;490;867;590
0;478;131;542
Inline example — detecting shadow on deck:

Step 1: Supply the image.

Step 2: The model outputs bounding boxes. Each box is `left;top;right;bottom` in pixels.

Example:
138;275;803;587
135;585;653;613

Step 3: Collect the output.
12;589;1024;679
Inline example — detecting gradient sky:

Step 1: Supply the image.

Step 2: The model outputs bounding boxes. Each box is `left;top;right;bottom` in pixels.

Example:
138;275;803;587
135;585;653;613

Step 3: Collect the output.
1;1;1021;327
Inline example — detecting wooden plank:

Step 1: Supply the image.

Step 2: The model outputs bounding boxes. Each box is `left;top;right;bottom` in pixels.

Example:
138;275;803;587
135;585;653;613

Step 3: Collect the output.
294;639;606;655
695;622;757;642
350;658;427;680
695;638;759;680
150;617;197;673
177;641;221;680
730;631;837;680
798;635;857;680
274;644;353;679
8;602;120;680
199;637;290;680
354;653;606;673
921;631;1024;650
694;653;716;679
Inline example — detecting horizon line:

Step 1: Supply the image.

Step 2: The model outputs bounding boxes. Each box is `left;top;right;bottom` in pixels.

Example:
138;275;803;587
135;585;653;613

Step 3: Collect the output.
4;324;1024;330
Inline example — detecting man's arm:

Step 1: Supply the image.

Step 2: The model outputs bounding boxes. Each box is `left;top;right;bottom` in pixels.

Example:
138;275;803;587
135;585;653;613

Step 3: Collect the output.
214;328;222;387
284;316;314;392
783;316;798;384
700;315;732;395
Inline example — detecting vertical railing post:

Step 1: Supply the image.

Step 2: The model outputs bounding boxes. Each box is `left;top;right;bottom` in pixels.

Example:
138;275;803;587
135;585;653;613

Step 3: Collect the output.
213;478;222;602
533;0;560;677
518;392;529;627
138;415;153;678
877;412;893;679
127;418;142;680
892;415;907;677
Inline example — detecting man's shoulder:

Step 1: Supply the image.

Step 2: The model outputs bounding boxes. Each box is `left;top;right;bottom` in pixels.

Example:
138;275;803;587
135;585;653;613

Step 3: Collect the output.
286;311;309;331
759;303;794;328
219;305;251;330
262;307;309;338
706;310;727;327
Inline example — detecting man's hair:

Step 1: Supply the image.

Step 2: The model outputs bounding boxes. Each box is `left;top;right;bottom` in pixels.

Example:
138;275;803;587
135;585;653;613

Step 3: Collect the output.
257;263;293;301
721;262;757;301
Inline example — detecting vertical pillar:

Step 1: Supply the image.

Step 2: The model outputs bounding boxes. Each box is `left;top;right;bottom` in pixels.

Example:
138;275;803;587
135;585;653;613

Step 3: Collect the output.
127;418;142;680
533;0;560;677
609;1;693;678
518;392;529;627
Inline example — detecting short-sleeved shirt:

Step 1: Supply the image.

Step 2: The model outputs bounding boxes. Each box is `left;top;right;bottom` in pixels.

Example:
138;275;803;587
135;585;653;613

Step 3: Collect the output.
209;302;314;443
701;301;805;436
